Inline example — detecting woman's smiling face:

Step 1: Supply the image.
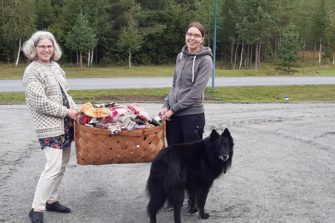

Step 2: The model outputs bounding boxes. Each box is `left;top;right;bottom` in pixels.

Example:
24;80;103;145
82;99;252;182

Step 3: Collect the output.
185;26;204;54
35;38;54;63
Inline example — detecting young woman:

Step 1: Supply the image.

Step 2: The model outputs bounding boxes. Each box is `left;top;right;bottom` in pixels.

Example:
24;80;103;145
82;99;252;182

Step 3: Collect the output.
160;22;213;146
159;22;213;214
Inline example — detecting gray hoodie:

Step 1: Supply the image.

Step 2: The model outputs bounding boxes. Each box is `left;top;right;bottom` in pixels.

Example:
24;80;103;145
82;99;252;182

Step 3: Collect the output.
163;45;213;116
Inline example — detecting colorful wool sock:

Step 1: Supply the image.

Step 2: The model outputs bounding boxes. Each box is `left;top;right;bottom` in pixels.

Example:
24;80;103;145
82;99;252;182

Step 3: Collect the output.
107;123;122;134
80;102;94;113
123;119;136;130
90;108;111;118
119;112;137;131
80;102;111;118
78;113;91;125
127;103;150;122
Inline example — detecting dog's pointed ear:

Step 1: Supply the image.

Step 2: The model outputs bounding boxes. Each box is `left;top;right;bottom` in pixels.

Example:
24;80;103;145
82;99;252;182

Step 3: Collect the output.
210;129;219;140
222;128;231;137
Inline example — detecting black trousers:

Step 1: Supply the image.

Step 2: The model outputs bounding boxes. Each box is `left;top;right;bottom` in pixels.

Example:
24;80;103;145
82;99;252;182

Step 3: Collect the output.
166;113;205;145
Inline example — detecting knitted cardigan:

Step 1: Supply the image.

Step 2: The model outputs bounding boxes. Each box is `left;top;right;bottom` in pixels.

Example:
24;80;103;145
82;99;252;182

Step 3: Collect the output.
23;61;77;139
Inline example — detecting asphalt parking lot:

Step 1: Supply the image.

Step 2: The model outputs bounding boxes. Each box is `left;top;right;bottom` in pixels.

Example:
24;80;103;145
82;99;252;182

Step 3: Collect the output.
1;103;335;223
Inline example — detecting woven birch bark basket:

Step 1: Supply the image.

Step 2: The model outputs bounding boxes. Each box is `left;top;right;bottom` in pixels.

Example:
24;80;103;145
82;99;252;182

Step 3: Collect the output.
74;121;165;165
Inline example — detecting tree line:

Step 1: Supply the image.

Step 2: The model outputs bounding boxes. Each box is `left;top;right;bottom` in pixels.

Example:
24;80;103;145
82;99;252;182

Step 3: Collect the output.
1;0;335;68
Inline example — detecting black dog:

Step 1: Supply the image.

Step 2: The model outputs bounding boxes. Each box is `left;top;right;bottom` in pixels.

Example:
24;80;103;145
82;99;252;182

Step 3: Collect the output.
146;129;234;223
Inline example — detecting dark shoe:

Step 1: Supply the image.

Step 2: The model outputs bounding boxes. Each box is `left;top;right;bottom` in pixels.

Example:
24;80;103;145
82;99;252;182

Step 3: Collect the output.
28;209;44;223
46;201;71;213
185;205;198;216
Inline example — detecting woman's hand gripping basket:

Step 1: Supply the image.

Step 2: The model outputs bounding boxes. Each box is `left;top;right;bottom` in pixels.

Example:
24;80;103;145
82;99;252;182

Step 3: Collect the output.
74;102;165;165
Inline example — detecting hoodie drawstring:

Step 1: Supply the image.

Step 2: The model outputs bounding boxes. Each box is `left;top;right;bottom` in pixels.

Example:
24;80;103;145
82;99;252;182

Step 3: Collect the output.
192;55;196;83
180;52;197;83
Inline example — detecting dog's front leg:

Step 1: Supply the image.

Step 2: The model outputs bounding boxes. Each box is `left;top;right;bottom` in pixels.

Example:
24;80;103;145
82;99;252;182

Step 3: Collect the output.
196;186;210;219
173;207;182;223
149;217;156;223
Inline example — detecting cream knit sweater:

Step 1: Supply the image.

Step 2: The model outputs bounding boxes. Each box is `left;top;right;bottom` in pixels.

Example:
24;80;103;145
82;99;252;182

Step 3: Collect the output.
23;61;77;139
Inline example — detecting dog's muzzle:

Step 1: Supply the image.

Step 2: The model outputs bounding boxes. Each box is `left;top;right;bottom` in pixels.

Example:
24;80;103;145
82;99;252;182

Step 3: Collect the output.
219;155;229;161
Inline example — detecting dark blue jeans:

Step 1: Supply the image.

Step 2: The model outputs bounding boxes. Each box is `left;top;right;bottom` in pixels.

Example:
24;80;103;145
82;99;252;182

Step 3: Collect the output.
166;113;205;145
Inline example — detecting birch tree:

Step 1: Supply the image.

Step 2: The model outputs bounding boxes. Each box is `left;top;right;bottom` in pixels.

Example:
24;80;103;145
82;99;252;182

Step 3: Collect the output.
117;4;143;67
3;0;36;65
311;0;327;64
324;7;335;64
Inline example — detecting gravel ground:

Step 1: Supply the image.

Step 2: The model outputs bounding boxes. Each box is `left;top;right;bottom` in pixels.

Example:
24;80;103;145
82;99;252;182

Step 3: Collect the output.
0;103;335;223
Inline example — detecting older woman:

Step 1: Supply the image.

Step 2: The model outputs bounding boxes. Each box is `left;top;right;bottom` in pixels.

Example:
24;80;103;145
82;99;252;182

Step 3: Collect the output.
22;31;78;223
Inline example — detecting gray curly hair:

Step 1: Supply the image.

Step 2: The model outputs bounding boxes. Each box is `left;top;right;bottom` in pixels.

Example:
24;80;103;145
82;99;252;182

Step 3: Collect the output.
22;31;62;61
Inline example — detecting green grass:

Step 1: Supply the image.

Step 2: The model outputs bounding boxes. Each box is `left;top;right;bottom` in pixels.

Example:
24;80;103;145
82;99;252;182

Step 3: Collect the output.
205;85;335;103
1;63;334;105
0;64;175;79
1;63;335;79
2;85;335;105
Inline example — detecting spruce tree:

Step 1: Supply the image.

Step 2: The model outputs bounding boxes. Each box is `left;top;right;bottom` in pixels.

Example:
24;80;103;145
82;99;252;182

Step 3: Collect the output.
279;24;301;71
65;13;96;67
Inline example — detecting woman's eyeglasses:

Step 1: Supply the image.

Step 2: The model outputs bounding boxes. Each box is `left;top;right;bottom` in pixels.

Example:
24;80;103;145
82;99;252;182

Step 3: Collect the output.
36;45;53;50
186;32;202;38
